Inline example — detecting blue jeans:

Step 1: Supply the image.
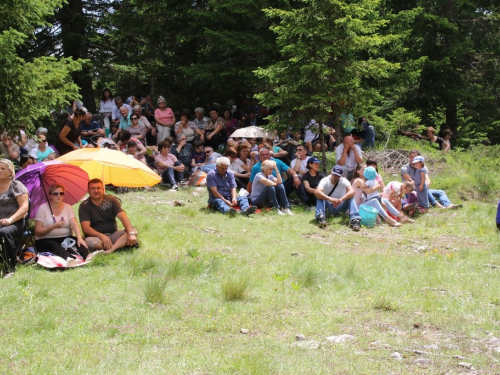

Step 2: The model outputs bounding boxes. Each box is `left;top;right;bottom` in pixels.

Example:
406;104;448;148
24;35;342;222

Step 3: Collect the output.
363;125;375;149
161;163;184;185
209;196;250;214
427;189;452;207
283;176;309;204
201;164;216;173
315;197;361;221
362;198;400;218
417;185;429;208
252;185;289;209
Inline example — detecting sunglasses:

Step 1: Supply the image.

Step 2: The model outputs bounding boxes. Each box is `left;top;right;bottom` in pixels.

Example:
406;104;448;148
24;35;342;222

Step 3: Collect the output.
51;192;65;196
131;117;138;120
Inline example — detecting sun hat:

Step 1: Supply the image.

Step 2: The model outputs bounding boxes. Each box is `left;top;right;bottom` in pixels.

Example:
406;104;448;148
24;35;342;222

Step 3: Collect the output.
363;166;377;180
331;165;344;177
412;156;425;164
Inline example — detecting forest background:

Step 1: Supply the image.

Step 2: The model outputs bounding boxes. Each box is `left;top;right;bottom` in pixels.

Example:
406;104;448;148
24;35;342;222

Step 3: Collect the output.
1;0;500;148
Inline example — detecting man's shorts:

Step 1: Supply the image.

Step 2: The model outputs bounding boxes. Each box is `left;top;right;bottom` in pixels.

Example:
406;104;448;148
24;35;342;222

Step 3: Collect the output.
85;230;126;251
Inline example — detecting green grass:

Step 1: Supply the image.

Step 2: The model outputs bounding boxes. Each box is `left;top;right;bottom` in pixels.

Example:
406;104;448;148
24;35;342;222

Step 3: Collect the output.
1;143;500;373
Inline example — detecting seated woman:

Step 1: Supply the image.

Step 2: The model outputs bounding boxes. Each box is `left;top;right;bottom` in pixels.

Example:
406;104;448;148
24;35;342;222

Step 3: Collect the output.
118;130;147;155
174;111;204;143
155;140;184;190
351;164;413;226
250;160;293;215
225;147;249;189
381;180;417;218
426;127;452;152
171;133;194;179
125;141;147;165
0;159;29;278
301;157;325;207
15;155;35;174
34;184;89;265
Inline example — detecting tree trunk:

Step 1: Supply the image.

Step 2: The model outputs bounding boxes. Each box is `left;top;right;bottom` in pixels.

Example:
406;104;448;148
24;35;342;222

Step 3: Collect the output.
58;0;95;112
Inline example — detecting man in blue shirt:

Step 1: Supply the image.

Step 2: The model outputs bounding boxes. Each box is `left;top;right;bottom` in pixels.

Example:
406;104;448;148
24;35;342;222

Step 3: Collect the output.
111;96;132;126
206;157;257;216
247;147;308;205
80;112;101;140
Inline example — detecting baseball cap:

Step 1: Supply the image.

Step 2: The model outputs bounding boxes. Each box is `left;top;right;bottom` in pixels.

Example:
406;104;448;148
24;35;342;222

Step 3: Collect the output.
412;156;425;164
331;165;344;177
306;157;320;168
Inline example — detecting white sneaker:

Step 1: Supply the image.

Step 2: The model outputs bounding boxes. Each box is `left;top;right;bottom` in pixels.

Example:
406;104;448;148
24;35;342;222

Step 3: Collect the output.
282;208;294;215
277;209;286;215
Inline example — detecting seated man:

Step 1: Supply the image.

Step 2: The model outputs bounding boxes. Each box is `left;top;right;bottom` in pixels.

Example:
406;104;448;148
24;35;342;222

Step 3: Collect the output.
401;150;461;209
79;178;138;254
200;146;222;173
206;157;257;216
247;147;309;205
80;112;101;140
290;144;309;177
314;165;361;231
335;135;363;180
353;116;375;149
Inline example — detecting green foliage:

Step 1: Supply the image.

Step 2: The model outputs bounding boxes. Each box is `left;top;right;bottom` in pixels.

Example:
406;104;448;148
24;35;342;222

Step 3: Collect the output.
255;0;400;141
372;107;422;142
104;0;284;108
380;0;500;145
0;0;82;134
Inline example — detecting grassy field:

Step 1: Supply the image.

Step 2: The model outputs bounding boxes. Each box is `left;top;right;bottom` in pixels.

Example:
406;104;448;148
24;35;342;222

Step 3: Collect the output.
1;142;499;374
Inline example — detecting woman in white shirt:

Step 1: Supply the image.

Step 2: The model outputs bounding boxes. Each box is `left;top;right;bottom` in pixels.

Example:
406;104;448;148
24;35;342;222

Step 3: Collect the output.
99;88;115;129
35;184;89;264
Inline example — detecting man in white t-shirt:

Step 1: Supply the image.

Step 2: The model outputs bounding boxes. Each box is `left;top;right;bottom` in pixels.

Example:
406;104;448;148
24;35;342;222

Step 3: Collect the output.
314;165;361;231
335;135;363;180
290;144;309;177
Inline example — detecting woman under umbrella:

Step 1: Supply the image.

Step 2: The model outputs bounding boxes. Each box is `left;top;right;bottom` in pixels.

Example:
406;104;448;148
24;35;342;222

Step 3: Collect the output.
0;159;29;278
34;183;89;264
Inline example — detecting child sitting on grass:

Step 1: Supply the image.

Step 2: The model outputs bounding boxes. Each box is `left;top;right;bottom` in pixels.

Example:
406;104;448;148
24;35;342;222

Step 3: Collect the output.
411;155;430;213
191;140;207;169
363;166;382;204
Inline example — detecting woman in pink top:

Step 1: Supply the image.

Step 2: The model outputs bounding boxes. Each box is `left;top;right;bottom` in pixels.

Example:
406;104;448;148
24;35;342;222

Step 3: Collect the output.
155;96;175;144
155;140;184;190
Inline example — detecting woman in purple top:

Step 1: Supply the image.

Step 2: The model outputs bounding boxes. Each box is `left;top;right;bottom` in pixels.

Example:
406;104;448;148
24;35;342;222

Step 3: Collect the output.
224;109;239;138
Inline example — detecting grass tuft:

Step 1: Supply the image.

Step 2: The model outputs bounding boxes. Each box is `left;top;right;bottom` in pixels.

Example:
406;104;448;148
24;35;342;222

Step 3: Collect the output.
221;276;250;301
373;295;398;311
144;276;169;304
131;256;157;276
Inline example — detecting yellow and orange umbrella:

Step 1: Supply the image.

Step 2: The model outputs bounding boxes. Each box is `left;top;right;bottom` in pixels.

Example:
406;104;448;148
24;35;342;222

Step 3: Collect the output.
57;148;160;188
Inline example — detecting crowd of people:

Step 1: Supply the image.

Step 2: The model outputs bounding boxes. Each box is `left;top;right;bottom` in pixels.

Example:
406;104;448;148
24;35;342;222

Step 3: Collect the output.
0;89;471;278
